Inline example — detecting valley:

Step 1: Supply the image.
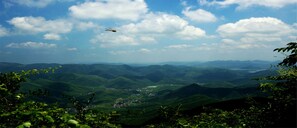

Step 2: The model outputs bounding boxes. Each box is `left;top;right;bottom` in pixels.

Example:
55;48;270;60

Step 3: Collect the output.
0;61;277;126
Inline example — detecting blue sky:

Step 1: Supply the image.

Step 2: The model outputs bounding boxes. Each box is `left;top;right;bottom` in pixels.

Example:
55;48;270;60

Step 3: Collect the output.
0;0;296;64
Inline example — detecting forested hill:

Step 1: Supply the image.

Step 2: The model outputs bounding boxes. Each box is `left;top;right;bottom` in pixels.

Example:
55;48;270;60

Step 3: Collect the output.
0;61;277;89
1;60;292;127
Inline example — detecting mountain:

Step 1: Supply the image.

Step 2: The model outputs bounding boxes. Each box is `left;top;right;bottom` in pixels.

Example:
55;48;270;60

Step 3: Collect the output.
0;62;277;89
0;61;276;126
164;83;261;99
160;60;277;70
197;60;276;69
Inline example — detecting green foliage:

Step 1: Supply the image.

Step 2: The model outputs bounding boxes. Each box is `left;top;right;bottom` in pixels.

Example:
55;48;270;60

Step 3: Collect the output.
274;42;297;67
260;43;296;106
0;67;119;128
65;93;120;127
148;42;297;128
147;104;184;128
266;42;297;102
258;42;297;127
149;102;268;128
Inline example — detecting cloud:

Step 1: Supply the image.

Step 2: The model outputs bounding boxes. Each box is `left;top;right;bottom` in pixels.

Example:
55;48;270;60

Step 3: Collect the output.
221;39;236;44
217;17;296;42
91;33;157;47
138;48;151;53
91;33;138;48
4;0;54;8
217;17;296;49
200;0;297;9
182;8;217;23
293;23;297;28
120;13;206;39
180;0;188;7
67;47;77;51
220;39;269;49
109;50;133;55
167;44;192;49
176;26;206;40
75;21;99;31
69;0;148;21
0;25;9;37
121;13;188;34
139;36;156;43
43;33;61;40
91;13;207;48
8;16;73;35
110;48;151;55
3;0;74;8
6;42;57;49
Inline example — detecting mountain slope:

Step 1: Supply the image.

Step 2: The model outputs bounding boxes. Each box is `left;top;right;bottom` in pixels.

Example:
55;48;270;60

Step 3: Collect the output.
165;83;261;99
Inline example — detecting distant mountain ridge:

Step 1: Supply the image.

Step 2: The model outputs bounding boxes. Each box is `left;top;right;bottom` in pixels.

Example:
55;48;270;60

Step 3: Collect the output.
160;60;278;69
0;60;277;71
0;61;277;89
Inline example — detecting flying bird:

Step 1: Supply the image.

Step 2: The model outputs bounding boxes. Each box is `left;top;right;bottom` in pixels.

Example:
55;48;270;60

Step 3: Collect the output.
105;28;117;32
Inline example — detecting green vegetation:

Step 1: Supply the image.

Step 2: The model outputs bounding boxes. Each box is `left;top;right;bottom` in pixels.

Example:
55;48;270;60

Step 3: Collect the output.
0;68;119;128
147;42;296;127
0;42;295;127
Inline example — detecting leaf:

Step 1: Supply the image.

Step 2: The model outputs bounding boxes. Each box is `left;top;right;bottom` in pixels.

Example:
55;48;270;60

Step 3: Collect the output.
17;122;31;128
45;115;55;123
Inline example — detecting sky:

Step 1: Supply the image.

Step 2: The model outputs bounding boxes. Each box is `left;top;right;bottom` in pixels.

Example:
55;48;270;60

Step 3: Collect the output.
0;0;296;64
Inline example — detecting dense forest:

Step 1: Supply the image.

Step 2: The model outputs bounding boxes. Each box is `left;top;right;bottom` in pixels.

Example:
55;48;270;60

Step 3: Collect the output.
0;42;296;127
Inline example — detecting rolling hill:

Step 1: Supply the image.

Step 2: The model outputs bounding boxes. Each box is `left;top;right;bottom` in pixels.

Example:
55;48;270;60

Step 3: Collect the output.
0;61;277;126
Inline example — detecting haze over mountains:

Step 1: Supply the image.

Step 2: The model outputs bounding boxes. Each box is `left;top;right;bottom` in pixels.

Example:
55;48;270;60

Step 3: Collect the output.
0;60;277;70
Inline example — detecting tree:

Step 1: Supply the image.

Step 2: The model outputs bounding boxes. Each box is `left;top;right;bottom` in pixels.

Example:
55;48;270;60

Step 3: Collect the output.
259;42;297;127
0;68;119;128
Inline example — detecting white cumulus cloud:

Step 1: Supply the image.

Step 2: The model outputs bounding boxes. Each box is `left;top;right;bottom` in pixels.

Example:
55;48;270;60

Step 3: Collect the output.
120;13;206;39
121;13;188;34
176;26;206;40
44;33;61;40
217;17;295;40
75;21;99;31
217;17;296;49
200;0;297;9
91;13;207;48
6;42;57;49
91;33;157;47
8;16;73;35
182;8;217;23
91;33;138;48
69;0;148;21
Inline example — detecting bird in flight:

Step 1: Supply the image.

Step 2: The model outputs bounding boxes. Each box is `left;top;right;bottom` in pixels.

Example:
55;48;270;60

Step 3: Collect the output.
105;28;117;32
